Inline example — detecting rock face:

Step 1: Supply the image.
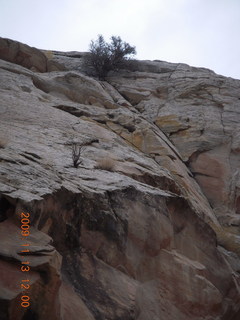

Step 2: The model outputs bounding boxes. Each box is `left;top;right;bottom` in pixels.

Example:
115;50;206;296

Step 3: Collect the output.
0;37;240;320
0;38;64;73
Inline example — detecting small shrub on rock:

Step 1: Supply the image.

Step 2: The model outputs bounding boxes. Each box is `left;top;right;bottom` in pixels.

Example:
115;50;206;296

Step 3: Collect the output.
0;138;7;149
95;157;115;171
72;143;85;168
86;35;136;80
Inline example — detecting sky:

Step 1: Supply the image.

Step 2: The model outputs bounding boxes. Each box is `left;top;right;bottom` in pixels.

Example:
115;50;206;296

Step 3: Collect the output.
1;0;240;79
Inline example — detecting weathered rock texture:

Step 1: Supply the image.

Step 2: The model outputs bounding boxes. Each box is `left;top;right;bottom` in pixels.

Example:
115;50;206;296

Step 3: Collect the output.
0;37;240;320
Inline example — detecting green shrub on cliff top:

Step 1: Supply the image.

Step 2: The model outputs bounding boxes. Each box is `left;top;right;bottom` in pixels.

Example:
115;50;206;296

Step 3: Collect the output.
87;35;136;80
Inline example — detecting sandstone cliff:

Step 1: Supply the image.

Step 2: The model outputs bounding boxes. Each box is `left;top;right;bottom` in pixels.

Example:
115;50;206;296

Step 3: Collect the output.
0;37;240;320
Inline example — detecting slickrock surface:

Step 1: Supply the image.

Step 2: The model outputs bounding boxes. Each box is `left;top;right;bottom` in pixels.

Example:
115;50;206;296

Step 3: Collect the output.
0;37;240;320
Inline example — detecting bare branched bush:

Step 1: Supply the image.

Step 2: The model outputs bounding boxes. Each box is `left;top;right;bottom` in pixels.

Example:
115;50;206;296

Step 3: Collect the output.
95;157;116;171
72;143;84;168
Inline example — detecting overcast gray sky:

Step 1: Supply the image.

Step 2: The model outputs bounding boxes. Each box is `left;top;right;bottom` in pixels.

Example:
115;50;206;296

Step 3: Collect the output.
1;0;240;79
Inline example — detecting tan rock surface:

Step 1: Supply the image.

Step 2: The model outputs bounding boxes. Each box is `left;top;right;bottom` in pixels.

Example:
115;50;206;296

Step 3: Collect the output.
106;61;240;223
0;37;48;72
0;39;240;320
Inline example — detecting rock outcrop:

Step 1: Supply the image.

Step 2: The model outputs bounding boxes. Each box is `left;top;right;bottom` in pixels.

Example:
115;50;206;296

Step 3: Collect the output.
0;37;239;320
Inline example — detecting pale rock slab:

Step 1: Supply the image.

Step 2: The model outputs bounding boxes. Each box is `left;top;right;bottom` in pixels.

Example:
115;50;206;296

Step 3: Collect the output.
0;39;240;320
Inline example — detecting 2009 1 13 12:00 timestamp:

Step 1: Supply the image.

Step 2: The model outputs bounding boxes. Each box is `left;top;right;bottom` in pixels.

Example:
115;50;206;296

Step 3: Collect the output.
20;212;31;308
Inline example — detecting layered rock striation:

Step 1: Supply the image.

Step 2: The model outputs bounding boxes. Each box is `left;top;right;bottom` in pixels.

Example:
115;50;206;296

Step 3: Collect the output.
0;37;240;320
